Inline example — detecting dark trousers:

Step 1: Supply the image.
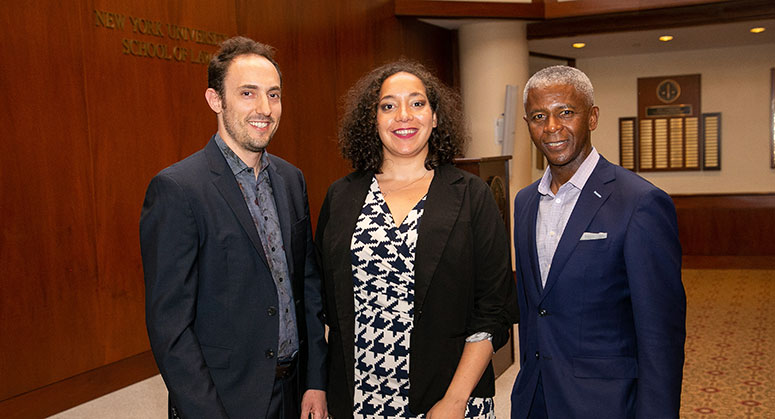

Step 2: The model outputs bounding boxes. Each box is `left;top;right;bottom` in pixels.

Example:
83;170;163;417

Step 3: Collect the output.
528;373;548;419
266;360;300;419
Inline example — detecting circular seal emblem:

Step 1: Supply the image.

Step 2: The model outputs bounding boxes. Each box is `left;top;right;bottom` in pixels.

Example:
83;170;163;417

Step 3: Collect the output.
656;79;681;104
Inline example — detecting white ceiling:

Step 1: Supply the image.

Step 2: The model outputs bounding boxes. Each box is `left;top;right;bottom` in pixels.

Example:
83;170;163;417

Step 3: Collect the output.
421;18;775;59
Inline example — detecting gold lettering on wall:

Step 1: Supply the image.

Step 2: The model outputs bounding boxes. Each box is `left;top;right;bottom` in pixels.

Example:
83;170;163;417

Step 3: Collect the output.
128;17;165;38
93;9;227;64
94;10;126;30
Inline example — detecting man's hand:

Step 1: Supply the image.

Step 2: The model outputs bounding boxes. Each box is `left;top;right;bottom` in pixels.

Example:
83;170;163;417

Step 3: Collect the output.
300;389;328;419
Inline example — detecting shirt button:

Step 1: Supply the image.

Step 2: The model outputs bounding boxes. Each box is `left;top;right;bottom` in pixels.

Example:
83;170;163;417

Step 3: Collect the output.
278;277;283;282
535;351;540;359
264;216;268;221
539;309;547;317
555;198;561;204
549;231;556;236
265;349;275;359
267;306;277;316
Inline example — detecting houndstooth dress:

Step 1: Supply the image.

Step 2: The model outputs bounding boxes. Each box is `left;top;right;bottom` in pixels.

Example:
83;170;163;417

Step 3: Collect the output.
350;177;494;419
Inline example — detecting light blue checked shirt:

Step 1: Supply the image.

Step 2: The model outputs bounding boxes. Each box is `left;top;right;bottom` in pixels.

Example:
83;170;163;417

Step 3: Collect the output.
536;148;600;287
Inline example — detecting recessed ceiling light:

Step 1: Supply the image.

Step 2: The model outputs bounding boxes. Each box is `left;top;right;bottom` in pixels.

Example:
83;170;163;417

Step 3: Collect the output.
572;42;586;49
659;35;674;42
750;27;766;34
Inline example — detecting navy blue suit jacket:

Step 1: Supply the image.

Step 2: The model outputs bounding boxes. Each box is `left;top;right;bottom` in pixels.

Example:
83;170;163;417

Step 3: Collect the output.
140;136;326;418
510;156;685;419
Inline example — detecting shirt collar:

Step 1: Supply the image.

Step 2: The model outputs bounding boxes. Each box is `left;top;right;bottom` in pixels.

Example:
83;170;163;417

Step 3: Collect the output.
214;132;270;176
537;147;600;196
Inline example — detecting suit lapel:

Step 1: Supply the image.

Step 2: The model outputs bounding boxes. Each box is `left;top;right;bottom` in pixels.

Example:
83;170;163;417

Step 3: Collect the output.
540;158;615;301
414;165;465;312
266;157;294;276
205;137;269;269
522;189;544;300
328;172;372;394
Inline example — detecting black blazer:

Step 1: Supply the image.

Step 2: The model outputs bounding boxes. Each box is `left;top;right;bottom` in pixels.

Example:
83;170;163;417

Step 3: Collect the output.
316;164;518;417
140;136;327;418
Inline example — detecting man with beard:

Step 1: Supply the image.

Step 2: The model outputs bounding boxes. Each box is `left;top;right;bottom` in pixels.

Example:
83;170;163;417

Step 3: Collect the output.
140;36;327;419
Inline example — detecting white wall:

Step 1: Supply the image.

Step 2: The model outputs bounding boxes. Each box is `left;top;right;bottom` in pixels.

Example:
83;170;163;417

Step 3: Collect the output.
573;43;775;194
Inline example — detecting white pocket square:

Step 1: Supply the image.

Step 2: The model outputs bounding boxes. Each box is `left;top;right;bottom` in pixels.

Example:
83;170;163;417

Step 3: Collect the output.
580;232;608;241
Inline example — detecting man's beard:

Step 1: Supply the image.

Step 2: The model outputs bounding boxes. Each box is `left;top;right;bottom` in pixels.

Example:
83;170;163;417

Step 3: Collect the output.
222;101;276;153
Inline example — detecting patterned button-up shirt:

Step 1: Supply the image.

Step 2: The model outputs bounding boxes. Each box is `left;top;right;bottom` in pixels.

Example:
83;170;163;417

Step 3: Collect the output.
215;134;299;360
536;147;599;288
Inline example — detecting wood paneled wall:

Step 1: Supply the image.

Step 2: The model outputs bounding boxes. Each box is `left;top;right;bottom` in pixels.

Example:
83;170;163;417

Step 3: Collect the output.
234;0;456;220
0;0;454;416
673;193;775;255
673;193;775;269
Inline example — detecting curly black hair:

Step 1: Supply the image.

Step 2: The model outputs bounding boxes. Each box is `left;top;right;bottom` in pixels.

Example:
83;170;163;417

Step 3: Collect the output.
338;59;468;172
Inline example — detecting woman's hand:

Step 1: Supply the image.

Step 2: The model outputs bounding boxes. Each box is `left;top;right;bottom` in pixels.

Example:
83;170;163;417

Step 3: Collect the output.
426;339;494;419
426;395;467;419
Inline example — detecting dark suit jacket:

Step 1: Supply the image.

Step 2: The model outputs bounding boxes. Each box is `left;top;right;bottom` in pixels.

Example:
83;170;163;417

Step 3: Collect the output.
316;165;519;417
510;156;686;419
140;136;327;419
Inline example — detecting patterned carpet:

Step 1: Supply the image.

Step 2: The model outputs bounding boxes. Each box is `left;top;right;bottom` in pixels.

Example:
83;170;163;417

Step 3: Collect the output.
681;269;775;417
